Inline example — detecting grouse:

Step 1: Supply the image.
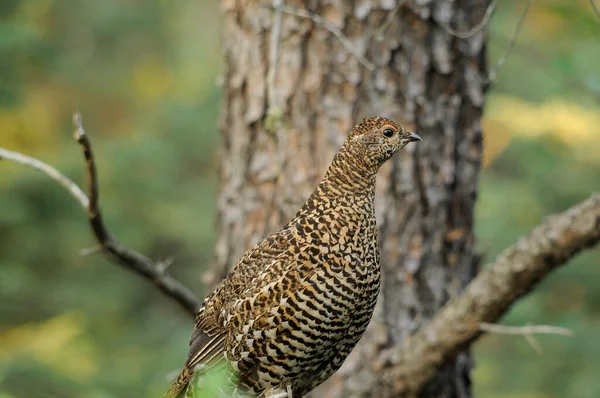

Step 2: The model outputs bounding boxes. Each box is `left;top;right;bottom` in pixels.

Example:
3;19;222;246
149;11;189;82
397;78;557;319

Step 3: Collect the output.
166;117;421;397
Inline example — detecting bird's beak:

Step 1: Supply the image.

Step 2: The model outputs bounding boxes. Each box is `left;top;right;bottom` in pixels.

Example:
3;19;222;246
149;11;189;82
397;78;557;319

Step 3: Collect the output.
405;132;422;142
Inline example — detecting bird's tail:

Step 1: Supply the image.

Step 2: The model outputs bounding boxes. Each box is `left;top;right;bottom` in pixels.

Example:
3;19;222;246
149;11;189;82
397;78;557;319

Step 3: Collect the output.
164;367;193;398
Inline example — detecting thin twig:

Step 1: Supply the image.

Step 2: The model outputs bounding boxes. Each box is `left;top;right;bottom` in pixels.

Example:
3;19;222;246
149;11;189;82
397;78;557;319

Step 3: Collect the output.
157;256;176;274
479;323;574;336
488;0;534;82
0;113;201;317
440;0;496;39
0;148;89;207
375;0;408;41
524;333;543;353
80;245;101;256
70;111;200;316
491;33;600;103
267;0;284;111
275;5;375;71
591;0;600;20
73;111;99;214
480;322;573;354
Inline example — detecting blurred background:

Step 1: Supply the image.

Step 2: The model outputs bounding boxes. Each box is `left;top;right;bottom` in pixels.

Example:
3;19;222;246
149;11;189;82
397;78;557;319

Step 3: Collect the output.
0;0;599;397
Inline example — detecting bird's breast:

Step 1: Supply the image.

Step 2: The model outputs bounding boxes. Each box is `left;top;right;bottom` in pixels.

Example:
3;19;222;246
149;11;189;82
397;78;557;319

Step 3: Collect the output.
304;224;380;313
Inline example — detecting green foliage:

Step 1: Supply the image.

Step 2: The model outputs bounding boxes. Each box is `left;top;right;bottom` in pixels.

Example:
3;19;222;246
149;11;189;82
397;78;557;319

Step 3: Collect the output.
188;365;237;398
0;1;221;397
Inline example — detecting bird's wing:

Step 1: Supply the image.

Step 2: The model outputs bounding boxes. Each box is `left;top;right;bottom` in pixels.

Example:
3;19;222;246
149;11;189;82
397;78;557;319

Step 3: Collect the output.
182;239;288;373
230;248;328;338
184;222;322;370
184;300;229;371
185;327;227;371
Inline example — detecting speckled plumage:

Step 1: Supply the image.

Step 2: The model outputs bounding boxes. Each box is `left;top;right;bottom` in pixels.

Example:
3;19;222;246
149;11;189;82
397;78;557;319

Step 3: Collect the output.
166;117;421;398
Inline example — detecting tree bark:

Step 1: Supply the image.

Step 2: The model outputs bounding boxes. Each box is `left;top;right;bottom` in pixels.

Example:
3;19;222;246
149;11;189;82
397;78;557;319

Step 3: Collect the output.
213;0;489;396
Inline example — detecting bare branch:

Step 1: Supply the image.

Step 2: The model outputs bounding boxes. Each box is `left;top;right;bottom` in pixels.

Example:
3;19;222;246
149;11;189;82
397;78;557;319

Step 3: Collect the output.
157;256;176;274
440;0;496;39
0;148;89;208
0;113;201;317
479;323;574;337
524;332;543;354
382;193;600;396
72;111;99;214
480;322;573;353
488;0;534;82
375;0;408;41
491;33;600;103
273;5;375;71
267;0;283;112
80;245;101;257
70;111;200;316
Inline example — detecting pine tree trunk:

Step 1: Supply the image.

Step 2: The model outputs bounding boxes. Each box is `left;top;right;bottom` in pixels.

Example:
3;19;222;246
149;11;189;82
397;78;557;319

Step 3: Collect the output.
212;0;488;396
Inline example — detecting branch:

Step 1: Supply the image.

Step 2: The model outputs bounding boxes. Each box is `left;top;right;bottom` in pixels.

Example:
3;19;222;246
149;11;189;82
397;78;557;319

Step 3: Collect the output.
0;112;200;317
488;0;534;82
490;33;600;103
479;322;573;337
267;0;283;113
480;322;573;353
375;0;408;41
273;5;375;71
440;0;496;39
382;193;600;396
0;148;89;208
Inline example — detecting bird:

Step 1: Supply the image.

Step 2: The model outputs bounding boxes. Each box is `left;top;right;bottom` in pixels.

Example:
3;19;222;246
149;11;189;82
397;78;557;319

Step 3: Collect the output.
165;116;422;398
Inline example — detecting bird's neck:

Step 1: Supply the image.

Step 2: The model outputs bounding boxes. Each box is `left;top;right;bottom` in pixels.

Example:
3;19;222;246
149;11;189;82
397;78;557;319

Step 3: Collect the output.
292;144;378;222
322;144;378;196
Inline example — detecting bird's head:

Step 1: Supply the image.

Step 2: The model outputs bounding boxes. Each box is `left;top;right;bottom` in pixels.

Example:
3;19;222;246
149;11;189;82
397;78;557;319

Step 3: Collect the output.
324;116;422;192
347;116;422;168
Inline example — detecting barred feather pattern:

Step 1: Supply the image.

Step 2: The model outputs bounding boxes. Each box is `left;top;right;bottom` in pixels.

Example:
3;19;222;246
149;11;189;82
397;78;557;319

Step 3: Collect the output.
165;117;421;398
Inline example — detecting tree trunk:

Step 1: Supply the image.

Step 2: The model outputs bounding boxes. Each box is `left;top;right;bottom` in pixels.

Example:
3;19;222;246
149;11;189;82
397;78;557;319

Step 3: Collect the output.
213;0;488;396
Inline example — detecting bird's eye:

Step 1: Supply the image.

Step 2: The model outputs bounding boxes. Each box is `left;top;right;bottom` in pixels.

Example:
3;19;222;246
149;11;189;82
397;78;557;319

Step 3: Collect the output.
383;128;395;138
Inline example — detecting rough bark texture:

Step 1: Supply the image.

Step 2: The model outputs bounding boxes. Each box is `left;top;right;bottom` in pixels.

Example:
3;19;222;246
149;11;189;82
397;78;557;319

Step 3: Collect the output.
213;0;488;396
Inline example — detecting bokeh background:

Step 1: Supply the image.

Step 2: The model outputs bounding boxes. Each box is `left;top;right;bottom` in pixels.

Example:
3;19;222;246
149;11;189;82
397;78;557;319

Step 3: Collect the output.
1;0;599;397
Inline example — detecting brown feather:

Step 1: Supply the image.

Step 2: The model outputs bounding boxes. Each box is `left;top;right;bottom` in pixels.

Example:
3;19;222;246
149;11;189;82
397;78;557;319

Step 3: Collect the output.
165;117;421;397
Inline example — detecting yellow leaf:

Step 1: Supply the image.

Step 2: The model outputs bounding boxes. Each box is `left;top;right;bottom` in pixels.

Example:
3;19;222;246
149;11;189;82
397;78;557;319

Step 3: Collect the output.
0;312;97;380
132;56;173;103
482;119;512;168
